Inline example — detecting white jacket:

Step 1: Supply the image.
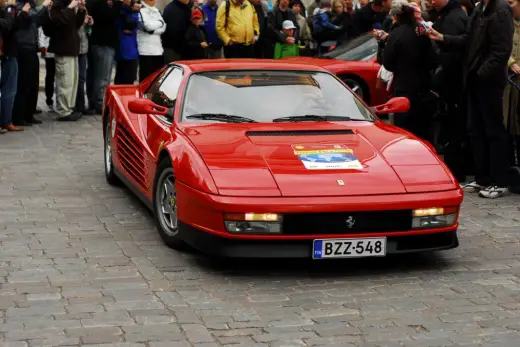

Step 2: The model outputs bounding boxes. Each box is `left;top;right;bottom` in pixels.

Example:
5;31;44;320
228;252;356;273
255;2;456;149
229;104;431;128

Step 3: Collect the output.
137;3;166;56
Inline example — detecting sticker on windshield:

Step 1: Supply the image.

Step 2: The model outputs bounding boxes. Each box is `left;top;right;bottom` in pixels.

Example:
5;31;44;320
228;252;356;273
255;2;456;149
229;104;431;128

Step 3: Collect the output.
292;144;363;170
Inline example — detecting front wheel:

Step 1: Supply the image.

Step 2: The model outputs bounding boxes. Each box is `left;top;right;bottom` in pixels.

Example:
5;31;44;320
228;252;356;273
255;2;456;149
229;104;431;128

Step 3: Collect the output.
153;158;186;249
104;119;120;186
342;77;368;102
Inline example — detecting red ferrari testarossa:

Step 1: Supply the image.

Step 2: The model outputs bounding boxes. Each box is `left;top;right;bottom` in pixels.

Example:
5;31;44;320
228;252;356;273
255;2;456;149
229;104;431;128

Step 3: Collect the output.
102;59;463;259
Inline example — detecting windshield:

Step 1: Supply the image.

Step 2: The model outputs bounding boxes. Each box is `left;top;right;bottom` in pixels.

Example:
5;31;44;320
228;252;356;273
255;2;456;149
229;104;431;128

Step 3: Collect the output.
181;70;373;123
322;34;378;61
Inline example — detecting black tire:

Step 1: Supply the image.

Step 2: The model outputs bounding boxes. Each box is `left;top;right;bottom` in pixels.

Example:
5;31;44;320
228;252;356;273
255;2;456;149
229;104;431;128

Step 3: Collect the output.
153;157;186;249
104;119;120;186
341;75;370;103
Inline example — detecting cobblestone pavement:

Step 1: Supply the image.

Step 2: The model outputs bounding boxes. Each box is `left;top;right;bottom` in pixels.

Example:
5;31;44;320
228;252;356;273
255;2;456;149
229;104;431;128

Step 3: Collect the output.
1;105;520;347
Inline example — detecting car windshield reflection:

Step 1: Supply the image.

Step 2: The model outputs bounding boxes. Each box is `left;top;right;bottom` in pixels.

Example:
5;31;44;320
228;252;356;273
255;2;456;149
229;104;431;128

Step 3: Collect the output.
181;70;374;123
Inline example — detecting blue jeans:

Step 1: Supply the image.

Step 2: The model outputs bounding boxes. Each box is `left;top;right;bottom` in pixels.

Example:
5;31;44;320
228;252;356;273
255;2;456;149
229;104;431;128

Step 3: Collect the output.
90;45;114;112
0;57;18;127
75;54;87;112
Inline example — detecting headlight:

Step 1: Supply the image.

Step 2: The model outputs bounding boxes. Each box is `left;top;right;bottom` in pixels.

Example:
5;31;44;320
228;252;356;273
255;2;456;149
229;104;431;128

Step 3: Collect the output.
223;213;282;234
412;206;458;229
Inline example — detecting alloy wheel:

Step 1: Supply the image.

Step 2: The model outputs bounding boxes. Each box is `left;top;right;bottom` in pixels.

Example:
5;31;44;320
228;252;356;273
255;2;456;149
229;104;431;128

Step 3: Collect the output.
156;171;178;236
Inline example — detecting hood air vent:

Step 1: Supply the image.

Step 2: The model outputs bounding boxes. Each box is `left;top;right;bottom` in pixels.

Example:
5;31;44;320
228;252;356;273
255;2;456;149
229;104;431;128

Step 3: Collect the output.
246;130;354;136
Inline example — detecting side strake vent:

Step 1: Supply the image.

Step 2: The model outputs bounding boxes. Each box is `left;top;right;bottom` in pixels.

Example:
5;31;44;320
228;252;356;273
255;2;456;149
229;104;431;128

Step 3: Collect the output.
116;124;148;189
246;130;354;136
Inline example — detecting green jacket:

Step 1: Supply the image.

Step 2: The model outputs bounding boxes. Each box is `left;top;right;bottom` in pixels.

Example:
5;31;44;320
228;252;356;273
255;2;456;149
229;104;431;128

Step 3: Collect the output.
274;42;299;59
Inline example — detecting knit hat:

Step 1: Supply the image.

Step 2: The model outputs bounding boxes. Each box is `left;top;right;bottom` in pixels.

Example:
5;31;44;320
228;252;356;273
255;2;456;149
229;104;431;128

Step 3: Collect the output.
191;9;203;19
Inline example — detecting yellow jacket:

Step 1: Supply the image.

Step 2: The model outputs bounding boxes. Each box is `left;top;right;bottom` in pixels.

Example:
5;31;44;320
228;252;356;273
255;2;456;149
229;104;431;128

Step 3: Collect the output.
216;0;259;46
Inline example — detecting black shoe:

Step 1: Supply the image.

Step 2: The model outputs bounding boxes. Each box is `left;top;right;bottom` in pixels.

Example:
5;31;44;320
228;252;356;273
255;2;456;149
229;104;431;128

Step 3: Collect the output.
57;112;83;122
46;99;53;106
34;108;43;115
83;109;96;115
27;118;42;125
14;121;28;126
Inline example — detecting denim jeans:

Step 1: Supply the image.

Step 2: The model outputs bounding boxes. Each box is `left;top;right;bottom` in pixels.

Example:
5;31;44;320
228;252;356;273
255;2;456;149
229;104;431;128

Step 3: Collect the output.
0;57;18;127
75;54;87;112
90;45;115;112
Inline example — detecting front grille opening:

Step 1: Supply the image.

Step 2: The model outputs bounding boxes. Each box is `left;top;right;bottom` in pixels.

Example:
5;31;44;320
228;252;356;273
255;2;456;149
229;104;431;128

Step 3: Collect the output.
282;210;412;235
394;232;456;251
246;130;354;136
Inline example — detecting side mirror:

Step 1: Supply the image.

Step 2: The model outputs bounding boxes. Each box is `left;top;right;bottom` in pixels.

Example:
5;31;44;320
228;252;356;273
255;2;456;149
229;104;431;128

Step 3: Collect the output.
372;97;410;115
128;98;168;116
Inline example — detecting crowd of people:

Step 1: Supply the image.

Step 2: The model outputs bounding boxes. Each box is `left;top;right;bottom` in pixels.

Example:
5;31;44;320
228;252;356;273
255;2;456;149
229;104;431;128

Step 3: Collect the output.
0;0;517;199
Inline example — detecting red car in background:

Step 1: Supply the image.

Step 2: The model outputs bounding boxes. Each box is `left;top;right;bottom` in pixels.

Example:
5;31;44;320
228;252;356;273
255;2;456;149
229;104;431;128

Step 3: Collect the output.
285;33;391;106
102;60;462;259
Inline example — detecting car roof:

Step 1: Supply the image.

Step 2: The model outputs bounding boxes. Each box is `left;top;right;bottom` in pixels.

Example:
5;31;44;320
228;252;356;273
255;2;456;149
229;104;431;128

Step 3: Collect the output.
173;59;330;73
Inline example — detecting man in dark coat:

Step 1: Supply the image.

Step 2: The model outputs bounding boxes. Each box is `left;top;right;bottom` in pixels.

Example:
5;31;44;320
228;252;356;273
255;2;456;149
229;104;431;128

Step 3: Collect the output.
251;0;268;58
430;0;469;182
352;0;391;35
161;0;193;62
12;0;50;126
49;0;87;121
86;0;121;114
428;0;514;198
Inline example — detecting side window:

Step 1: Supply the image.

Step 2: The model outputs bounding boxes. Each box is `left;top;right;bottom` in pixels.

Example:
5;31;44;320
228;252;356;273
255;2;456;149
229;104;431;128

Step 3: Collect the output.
151;68;183;111
144;67;172;100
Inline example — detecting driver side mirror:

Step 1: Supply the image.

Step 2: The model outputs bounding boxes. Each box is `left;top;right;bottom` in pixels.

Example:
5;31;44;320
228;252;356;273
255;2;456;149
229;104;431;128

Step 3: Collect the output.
372;97;410;115
128;98;168;116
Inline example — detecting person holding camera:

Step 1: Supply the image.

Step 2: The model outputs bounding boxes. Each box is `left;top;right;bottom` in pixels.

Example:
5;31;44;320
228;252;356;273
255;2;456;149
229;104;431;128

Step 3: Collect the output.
12;0;52;126
85;0;120;114
114;0;140;84
49;0;87;122
137;0;165;82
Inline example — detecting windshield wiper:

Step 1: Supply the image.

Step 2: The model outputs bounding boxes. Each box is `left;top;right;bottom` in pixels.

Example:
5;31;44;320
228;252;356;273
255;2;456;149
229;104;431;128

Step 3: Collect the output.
272;115;360;122
186;113;257;123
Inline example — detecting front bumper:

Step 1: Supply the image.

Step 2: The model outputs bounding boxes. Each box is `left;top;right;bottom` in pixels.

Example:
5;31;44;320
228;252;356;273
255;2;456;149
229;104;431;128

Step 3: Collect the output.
178;221;459;258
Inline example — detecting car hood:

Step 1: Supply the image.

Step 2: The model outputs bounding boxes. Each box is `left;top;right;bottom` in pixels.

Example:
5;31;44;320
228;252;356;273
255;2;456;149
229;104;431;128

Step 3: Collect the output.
179;122;455;197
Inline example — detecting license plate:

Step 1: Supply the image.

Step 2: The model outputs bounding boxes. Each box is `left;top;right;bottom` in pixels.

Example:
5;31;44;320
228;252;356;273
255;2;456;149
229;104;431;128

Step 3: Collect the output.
313;237;387;259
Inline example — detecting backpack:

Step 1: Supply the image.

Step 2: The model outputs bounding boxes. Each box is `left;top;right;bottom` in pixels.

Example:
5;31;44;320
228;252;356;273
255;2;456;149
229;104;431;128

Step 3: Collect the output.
41;11;57;38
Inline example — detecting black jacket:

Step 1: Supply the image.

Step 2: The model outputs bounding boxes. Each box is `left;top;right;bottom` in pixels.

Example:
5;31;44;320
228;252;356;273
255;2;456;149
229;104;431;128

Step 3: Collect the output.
443;0;513;89
383;22;436;95
332;12;356;40
185;24;207;59
87;0;121;48
253;3;267;41
49;0;86;56
375;13;392;63
14;0;46;52
431;0;468;98
0;7;15;57
161;0;193;57
267;6;299;44
352;4;388;35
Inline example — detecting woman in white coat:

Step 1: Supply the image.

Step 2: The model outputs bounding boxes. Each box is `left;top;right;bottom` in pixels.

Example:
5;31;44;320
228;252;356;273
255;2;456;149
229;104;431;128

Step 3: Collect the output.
138;0;167;82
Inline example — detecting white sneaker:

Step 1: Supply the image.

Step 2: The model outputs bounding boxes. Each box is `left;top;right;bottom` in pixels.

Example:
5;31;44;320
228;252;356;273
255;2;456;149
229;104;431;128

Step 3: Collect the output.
478;186;509;199
462;181;484;193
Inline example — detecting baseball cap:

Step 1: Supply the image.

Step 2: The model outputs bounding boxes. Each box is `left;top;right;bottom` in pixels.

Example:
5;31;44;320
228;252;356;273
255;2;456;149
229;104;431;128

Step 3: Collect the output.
282;20;296;30
191;9;203;19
